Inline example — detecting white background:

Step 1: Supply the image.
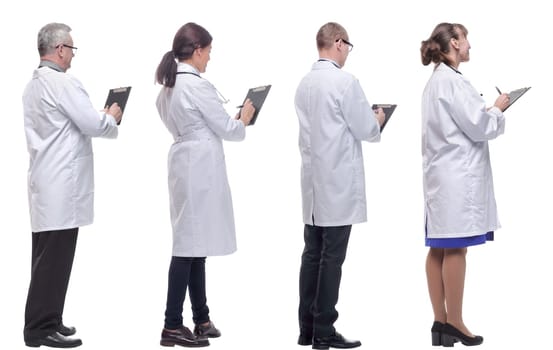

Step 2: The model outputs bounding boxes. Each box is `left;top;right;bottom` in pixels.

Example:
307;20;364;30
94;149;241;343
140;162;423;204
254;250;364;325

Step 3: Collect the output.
1;0;551;349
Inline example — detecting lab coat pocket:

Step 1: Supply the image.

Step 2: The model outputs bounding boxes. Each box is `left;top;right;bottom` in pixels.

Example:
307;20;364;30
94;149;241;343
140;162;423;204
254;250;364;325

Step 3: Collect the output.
190;141;214;192
466;163;488;216
73;154;94;197
351;161;366;202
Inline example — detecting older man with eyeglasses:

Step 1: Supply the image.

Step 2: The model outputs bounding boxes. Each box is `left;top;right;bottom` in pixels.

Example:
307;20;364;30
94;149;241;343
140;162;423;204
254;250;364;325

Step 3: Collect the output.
22;22;122;348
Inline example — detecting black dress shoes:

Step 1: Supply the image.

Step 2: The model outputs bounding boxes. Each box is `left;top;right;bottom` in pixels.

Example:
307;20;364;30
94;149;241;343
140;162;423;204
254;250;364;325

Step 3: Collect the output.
160;326;210;347
194;321;221;338
431;321;445;346
441;323;483;347
298;333;313;346
25;332;82;348
58;324;77;337
312;332;361;349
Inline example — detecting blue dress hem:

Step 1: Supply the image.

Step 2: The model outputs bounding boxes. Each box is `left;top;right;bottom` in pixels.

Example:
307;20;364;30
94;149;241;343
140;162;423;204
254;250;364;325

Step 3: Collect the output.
425;231;494;248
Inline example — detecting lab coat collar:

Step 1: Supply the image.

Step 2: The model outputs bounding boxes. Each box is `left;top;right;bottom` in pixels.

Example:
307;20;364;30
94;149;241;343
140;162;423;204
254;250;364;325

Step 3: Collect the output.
314;58;341;69
437;62;462;75
38;60;64;72
177;62;201;76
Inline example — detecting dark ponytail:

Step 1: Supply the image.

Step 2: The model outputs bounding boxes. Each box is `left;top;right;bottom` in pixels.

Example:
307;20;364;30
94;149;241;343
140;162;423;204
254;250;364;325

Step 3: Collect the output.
156;51;178;87
155;22;212;88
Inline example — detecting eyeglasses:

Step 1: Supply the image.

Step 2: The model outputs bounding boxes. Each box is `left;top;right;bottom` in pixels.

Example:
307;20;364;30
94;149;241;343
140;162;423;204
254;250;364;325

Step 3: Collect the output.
56;44;78;54
336;38;354;52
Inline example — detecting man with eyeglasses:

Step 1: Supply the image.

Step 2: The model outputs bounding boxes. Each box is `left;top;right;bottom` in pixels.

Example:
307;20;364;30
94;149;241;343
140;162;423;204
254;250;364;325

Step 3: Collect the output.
22;22;122;348
295;22;385;349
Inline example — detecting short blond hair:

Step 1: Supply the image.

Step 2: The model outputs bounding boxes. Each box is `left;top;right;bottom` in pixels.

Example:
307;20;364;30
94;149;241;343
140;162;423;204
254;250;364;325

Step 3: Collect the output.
316;22;348;50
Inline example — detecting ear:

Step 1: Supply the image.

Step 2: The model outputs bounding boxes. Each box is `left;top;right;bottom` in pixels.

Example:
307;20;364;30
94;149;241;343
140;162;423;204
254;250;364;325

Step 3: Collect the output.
335;39;343;53
450;38;460;50
56;45;63;57
195;47;203;57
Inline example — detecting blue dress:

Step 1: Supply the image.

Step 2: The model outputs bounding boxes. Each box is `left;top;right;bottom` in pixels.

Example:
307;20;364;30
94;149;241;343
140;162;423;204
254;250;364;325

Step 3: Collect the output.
426;231;494;248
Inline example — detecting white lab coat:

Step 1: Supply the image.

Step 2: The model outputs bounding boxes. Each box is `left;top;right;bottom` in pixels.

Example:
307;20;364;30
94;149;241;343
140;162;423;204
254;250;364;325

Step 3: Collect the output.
295;60;381;227
23;66;118;232
156;63;245;257
422;63;505;238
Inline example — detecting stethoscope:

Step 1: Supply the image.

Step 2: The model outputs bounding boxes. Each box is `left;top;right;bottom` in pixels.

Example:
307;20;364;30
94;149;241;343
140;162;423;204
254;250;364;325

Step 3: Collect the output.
176;71;229;104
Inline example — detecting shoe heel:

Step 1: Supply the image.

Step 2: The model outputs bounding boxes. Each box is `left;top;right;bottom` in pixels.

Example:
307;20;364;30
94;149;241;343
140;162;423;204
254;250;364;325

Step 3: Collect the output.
160;340;175;347
441;333;456;347
312;345;329;350
432;331;442;346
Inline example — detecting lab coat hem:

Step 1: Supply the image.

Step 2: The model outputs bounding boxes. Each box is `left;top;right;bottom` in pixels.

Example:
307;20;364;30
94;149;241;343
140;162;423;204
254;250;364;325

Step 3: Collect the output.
425;225;500;239
171;248;237;258
302;217;366;227
30;220;92;234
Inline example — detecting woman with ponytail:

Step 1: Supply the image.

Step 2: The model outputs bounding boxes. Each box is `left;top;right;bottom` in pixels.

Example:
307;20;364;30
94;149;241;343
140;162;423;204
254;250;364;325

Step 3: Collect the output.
155;22;255;348
420;23;510;347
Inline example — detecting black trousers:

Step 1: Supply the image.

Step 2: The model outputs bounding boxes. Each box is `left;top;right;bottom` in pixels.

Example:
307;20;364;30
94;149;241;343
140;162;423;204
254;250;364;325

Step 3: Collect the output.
298;224;352;338
164;256;210;329
24;228;79;341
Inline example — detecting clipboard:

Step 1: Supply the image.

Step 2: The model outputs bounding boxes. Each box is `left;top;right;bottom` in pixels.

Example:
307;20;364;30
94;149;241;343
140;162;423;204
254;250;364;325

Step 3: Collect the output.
504;87;531;111
239;85;271;125
372;104;397;131
105;86;132;124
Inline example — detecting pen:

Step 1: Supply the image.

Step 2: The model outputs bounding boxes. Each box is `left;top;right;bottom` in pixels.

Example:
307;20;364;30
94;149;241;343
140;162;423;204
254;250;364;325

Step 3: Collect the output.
236;105;243;108
495;86;502;94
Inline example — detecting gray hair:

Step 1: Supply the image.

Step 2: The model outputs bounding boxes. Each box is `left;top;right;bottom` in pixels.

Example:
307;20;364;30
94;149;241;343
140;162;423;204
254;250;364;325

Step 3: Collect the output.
37;23;72;56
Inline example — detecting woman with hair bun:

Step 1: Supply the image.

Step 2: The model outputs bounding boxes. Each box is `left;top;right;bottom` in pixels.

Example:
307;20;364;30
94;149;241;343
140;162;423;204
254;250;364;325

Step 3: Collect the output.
420;23;510;347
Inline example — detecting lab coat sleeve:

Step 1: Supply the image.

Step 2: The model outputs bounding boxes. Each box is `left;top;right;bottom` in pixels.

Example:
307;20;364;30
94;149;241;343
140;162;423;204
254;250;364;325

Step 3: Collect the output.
445;79;505;142
191;81;245;141
58;78;118;139
341;79;381;142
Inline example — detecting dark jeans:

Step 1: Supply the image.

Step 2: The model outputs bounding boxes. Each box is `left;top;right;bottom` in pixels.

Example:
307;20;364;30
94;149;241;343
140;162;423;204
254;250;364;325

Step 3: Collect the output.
298;224;352;337
24;228;79;341
164;256;210;329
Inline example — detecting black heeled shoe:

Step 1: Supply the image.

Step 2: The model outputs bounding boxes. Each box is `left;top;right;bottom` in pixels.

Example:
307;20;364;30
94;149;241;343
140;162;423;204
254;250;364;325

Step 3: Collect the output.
441;323;483;347
431;321;445;346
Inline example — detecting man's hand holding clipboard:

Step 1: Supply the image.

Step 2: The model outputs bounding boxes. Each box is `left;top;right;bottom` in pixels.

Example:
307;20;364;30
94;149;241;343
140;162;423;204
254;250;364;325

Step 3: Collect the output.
105;86;131;125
